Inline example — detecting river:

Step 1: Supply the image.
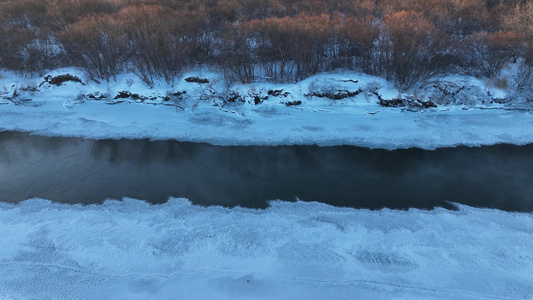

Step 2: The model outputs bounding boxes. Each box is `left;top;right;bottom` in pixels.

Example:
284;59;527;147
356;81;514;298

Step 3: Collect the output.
1;131;532;211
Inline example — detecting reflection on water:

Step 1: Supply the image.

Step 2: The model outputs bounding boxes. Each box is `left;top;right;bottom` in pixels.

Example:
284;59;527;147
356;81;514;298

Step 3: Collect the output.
1;131;532;211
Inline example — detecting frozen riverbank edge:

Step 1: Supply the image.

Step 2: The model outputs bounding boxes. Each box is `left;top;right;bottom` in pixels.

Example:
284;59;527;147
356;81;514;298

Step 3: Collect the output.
1;198;532;300
1;69;533;149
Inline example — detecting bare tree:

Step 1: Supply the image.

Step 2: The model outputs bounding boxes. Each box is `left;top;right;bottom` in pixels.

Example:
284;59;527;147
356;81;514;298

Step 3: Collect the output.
376;11;444;91
60;14;126;82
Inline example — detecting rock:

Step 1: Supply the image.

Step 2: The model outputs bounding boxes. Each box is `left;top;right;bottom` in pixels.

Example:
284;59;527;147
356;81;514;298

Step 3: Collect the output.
184;76;209;84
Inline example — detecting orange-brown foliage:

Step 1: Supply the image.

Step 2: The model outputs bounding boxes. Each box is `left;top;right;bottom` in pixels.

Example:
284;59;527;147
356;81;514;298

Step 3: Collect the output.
0;0;530;82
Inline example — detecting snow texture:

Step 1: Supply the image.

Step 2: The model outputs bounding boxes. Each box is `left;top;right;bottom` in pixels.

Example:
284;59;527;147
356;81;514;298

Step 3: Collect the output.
1;69;532;149
0;198;532;299
1;68;533;299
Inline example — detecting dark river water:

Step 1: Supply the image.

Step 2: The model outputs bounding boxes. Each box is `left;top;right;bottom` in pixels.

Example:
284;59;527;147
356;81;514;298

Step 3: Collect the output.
0;131;532;211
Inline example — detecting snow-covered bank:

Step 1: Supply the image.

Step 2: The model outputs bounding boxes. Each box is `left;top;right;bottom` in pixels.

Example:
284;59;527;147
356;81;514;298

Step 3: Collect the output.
3;100;533;149
0;198;532;299
1;69;533;149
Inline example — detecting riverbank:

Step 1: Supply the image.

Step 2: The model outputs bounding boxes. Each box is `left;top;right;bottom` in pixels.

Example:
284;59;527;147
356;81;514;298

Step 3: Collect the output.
1;68;533;149
1;198;532;300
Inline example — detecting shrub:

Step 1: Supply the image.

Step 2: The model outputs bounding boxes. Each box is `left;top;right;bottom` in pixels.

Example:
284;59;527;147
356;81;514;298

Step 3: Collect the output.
377;11;445;91
60;14;125;82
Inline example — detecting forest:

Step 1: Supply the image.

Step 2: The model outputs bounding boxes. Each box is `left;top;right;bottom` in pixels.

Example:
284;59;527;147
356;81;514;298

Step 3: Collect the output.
0;0;532;90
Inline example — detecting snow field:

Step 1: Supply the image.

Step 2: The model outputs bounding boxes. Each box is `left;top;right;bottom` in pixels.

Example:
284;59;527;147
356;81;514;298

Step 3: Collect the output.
0;198;532;299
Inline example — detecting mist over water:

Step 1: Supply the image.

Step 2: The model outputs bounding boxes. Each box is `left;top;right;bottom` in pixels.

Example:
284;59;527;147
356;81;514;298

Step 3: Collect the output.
1;131;532;211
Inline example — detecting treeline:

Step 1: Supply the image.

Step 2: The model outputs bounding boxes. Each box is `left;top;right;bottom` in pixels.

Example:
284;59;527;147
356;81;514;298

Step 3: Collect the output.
1;0;532;90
